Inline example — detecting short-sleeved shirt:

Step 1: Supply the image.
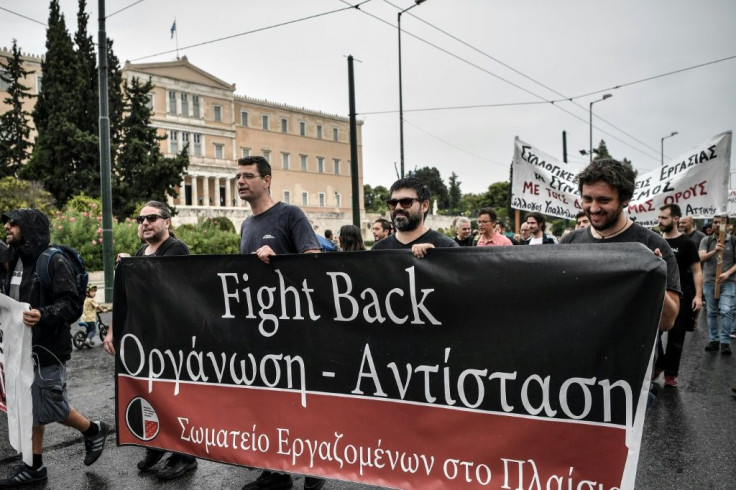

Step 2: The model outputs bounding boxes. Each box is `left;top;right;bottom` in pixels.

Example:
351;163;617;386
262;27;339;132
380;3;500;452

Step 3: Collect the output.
135;236;190;257
240;202;319;255
665;234;699;297
561;223;681;295
686;229;706;250
371;229;459;250
699;234;736;284
454;235;475;247
476;232;513;247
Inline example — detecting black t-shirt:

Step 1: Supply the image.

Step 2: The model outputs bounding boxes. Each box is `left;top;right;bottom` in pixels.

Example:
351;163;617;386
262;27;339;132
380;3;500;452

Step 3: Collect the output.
454;235;475;247
665;234;698;297
135;236;190;257
561;223;681;295
371;229;459;250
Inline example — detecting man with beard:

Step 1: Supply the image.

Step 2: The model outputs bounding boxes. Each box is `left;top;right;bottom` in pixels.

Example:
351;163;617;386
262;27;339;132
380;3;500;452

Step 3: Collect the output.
371;177;458;256
525;212;556;244
560;159;680;332
0;209;108;486
371;218;393;242
104;201;196;480
654;204;702;386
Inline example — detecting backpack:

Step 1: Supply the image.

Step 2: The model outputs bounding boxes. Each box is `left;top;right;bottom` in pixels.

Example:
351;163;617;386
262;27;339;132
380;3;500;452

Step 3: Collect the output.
35;244;89;309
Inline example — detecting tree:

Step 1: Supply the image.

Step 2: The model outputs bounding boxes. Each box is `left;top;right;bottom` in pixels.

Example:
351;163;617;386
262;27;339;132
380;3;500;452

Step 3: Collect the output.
0;40;34;177
363;184;390;213
22;0;83;206
0;176;55;213
447;172;462;215
412;166;448;211
113;77;188;219
594;139;611;160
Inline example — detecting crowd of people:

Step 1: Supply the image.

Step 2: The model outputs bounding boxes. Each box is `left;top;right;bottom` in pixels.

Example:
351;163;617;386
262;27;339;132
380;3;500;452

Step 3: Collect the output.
1;155;734;488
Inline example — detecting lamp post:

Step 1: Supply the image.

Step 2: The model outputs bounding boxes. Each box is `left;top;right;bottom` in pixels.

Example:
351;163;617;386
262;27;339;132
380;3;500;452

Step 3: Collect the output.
398;0;427;178
661;131;678;165
589;94;612;162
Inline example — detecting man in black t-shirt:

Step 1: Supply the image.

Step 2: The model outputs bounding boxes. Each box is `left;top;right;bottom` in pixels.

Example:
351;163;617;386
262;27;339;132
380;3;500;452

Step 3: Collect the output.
654;204;702;387
371;177;458;255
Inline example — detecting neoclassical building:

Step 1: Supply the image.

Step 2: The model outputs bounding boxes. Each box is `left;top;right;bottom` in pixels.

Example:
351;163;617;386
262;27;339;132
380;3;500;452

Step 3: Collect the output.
1;48;365;232
122;57;364;230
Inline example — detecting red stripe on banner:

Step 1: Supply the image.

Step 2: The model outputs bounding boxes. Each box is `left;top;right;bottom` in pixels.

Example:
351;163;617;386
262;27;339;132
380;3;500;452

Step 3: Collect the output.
118;377;627;489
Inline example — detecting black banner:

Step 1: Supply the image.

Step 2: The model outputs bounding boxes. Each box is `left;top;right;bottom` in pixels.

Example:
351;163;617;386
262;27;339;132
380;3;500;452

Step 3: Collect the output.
114;244;664;489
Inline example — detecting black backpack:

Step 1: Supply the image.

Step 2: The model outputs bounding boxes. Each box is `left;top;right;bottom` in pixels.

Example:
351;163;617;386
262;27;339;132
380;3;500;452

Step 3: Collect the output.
35;244;89;309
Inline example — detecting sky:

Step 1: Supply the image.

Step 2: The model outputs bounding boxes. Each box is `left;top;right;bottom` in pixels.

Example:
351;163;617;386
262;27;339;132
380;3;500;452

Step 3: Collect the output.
1;0;735;194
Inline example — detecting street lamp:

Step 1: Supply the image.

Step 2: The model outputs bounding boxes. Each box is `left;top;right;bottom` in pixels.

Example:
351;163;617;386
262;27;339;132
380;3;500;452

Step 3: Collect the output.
661;131;678;165
589;94;612;163
398;0;427;178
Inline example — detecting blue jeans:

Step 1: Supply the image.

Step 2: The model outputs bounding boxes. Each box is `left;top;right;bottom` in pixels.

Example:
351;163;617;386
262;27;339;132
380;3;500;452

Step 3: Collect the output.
703;281;736;344
79;321;96;341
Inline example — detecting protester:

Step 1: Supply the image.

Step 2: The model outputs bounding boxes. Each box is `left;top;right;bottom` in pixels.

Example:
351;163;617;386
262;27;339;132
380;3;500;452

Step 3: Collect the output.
338;224;366;251
560;159;681;333
0;209;108;486
654;204;703;387
475;208;513;247
453;217;474;246
371;177;458;256
518;222;531;244
79;284;106;347
371;218;393;242
525;212;556;244
495;222;519;245
0;240;9;272
575;211;590;229
235;156;323;490
698;214;736;355
678;216;705;248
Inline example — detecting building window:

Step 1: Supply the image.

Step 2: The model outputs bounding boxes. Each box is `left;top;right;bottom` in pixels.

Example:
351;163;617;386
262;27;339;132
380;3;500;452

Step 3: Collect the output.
145;94;154;110
335;193;342;208
193;133;202;156
0;69;9;91
301;192;309;206
214;105;222;122
181;132;190;153
283;190;291;204
241;111;248;127
299;121;306;136
316;124;323;139
281;118;288;133
168;91;177;115
241;147;250;158
181;93;188;116
317;157;324;173
262;150;271;163
192;95;200;118
300;155;308;172
36;76;43;94
169;130;178;153
318;192;326;207
333;127;339;141
262;115;269;130
214;143;224;159
281;152;290;170
333;159;340;175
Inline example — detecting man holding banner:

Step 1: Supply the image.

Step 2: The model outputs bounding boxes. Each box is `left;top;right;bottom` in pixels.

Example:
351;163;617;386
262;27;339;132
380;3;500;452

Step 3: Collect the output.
561;159;681;332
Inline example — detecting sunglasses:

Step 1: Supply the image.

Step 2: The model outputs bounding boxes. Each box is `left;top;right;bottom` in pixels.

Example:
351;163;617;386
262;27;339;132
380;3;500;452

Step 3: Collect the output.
136;214;165;224
386;197;421;210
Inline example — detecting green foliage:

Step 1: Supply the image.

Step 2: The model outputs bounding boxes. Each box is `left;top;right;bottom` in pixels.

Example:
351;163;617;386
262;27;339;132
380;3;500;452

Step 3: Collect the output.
175;222;240;255
363;184;390;213
447;172;462;215
0;40;34;177
412;167;449;210
203;216;236;233
0;176;55;213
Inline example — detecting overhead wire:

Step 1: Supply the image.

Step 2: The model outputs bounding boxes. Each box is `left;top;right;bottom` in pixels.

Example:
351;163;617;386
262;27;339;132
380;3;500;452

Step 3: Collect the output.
107;0;148;19
0;6;47;27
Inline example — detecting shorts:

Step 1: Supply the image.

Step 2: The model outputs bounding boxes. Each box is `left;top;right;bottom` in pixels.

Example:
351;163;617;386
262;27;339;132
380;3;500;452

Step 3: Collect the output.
32;363;71;426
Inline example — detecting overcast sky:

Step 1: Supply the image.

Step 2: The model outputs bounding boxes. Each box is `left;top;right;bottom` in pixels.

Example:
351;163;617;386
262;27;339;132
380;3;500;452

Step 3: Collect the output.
2;0;735;193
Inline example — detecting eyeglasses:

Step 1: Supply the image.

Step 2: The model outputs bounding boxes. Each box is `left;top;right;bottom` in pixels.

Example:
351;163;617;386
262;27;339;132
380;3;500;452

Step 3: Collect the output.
477;220;493;225
136;214;164;224
236;173;261;181
386;197;421;210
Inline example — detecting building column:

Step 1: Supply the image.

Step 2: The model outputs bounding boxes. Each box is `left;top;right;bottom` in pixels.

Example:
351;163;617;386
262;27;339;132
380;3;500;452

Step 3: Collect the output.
202;176;210;207
191;175;198;207
214;177;222;207
225;178;232;208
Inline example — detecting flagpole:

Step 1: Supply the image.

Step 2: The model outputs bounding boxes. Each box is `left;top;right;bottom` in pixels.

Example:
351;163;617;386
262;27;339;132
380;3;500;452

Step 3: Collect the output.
175;22;179;59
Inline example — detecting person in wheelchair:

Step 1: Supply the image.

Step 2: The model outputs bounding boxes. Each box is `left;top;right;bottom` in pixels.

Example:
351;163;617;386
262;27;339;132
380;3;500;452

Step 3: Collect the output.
79;285;107;347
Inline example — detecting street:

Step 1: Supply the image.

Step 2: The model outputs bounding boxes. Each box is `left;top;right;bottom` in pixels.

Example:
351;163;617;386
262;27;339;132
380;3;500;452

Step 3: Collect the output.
1;311;735;489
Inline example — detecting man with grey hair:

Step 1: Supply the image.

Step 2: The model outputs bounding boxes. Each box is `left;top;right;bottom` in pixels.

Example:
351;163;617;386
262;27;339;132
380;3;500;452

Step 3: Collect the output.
454;217;474;246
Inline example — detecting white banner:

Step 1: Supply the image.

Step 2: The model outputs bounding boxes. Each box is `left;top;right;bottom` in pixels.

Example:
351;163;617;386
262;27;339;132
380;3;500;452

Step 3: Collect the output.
727;189;736;217
511;131;733;226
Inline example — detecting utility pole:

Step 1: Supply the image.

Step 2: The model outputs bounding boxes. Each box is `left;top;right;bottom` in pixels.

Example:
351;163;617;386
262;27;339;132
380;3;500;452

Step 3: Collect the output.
348;55;360;227
97;0;114;301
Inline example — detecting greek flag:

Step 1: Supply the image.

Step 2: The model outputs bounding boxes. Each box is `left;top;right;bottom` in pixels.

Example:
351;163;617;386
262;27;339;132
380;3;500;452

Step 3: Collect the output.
170;19;176;39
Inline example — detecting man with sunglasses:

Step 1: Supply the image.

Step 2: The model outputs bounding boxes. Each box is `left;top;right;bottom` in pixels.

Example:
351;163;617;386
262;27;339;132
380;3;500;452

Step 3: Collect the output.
236;156;323;490
104;201;196;480
371;177;458;257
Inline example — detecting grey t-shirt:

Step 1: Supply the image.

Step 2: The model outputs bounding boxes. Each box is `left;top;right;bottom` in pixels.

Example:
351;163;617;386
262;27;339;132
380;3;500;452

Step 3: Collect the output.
699;234;736;284
240;202;319;255
561;223;681;295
